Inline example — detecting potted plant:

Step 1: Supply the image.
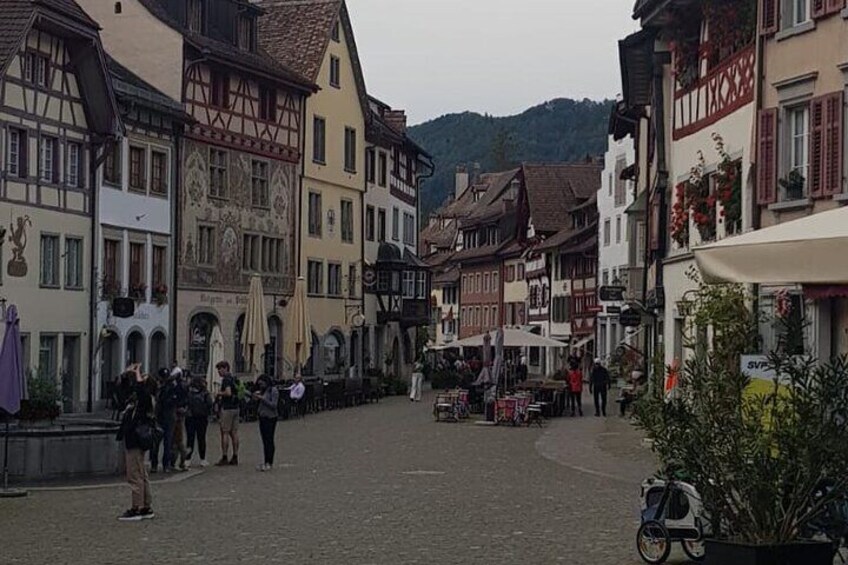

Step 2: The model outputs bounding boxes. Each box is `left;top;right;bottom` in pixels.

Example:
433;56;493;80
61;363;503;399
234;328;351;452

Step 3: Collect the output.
17;370;62;425
152;284;168;306
635;279;847;564
778;170;806;201
101;277;122;301
129;282;147;302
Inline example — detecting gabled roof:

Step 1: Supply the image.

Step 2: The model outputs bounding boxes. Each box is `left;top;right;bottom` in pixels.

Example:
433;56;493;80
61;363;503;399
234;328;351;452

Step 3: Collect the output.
534;222;598;253
258;0;369;117
107;55;191;121
522;162;602;235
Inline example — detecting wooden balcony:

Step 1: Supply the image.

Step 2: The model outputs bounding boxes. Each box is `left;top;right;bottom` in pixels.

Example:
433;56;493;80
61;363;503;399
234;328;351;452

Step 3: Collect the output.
673;44;755;141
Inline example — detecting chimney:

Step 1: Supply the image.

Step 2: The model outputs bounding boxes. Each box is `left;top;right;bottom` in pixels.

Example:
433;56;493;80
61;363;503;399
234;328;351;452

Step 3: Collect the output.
455;164;469;199
471;162;481;186
384;110;407;134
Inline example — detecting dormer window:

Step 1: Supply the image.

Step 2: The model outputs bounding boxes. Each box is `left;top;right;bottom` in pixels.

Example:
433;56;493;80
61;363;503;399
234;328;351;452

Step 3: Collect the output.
187;0;204;33
331;20;340;42
237;15;256;52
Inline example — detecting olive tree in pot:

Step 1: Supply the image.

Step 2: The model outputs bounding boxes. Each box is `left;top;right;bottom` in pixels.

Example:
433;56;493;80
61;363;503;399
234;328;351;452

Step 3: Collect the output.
17;370;62;426
635;281;848;565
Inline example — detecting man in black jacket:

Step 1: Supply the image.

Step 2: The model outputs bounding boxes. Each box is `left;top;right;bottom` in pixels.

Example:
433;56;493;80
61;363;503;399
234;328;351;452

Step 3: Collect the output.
589;358;611;417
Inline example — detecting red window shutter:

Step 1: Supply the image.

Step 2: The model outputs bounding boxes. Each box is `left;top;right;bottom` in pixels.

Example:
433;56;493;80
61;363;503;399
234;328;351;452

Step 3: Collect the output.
824;91;844;195
813;0;826;18
757;108;778;205
809;96;825;198
827;0;845;14
649;198;660;251
760;0;778;35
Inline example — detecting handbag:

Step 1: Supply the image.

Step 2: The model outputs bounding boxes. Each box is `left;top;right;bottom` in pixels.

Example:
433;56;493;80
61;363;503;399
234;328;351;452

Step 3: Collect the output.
133;413;164;452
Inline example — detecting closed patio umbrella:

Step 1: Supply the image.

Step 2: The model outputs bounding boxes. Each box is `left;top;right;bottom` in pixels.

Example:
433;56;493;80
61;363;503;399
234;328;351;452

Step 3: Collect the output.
241;275;270;376
285;277;311;377
207;325;225;393
492;326;504;393
0;304;27;497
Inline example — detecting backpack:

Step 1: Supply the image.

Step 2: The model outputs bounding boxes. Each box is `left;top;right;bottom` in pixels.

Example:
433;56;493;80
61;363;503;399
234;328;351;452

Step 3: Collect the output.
235;379;247;402
188;389;211;418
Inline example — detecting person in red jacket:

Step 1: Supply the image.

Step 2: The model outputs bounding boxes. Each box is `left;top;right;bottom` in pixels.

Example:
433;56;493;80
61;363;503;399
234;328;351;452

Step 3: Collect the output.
567;360;584;417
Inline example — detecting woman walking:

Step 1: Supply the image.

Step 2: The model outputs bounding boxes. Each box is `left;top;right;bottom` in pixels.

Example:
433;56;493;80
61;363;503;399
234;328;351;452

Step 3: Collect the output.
253;375;279;471
116;363;158;521
185;376;213;467
567;360;584;417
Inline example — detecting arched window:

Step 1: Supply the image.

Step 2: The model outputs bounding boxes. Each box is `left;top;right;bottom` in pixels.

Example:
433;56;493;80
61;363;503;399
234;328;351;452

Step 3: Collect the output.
149;331;168;373
234;314;246;373
323;331;345;374
265;315;282;378
189;312;218;377
127;331;145;366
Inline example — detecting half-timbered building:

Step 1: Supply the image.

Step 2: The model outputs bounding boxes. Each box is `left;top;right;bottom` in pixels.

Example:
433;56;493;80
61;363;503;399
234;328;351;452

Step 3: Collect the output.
0;0;121;412
80;0;315;380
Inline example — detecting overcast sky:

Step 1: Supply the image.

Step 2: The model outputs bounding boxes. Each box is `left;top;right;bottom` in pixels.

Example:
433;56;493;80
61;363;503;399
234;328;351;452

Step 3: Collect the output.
349;0;640;125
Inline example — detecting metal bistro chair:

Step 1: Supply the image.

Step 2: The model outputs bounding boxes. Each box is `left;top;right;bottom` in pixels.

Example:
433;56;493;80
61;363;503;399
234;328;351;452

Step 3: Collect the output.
433;392;457;422
525;403;544;428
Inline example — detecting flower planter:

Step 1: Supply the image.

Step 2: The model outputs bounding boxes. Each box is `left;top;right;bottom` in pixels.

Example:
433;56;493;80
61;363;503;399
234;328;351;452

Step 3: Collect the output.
705;539;833;565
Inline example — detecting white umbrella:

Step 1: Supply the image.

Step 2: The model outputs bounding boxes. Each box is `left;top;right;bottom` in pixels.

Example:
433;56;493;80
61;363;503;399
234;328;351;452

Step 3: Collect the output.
492;326;504;393
207;325;225;393
241;275;270;376
285;277;311;377
453;328;568;348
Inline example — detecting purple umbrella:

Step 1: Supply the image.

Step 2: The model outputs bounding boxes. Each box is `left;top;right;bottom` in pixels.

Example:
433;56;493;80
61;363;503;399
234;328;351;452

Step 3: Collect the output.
0;305;25;415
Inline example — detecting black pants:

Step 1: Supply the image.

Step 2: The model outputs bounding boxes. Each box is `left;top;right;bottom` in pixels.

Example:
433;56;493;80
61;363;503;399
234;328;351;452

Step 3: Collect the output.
185;415;209;460
259;416;277;465
593;388;608;416
569;391;583;415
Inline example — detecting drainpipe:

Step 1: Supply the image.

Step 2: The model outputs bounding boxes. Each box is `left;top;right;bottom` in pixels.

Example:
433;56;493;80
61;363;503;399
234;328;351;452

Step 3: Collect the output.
171;124;182;366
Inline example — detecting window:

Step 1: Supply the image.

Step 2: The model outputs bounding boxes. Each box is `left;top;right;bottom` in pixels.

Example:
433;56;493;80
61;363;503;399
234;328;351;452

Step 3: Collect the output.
40;235;59;286
331;19;340;42
616;216;622;244
492;305;498;326
366;148;376;183
604;218;611;247
242;234;259;271
790;0;810;26
66;141;81;188
152;245;166;288
788;105;810;197
403;212;415;246
416;271;427;298
602;269;609;286
24;52;49;88
104;141;120;185
39;136;57;183
64;237;83;288
38;335;57;380
197;225;215;266
392;207;400;240
507;265;515;282
377;208;387;241
483;307;489;328
129;242;145;297
341;199;354;243
348;264;357;298
378;152;387;186
210;70;229;108
251;159;269;208
7;128;26;178
344;127;356;172
365;206;375;241
313;116;326;163
209;149;228;198
236;15;255;51
330;56;341;88
103;239;121;293
308;191;322;236
151;150;167;195
518;263;525;279
262;237;283;274
492;271;499;291
129;146;145;191
327;263;342;296
187;0;204;33
403;271;415;298
552;296;571;323
483;273;490;293
307;260;323;295
258;85;276;121
476;273;481;293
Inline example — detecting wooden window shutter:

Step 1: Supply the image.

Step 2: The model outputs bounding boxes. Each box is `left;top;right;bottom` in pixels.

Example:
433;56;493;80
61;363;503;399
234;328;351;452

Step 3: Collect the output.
809;96;825;198
827;0;845;14
824;91;844;195
812;0;826;18
649;198;660;251
757;108;778;205
760;0;778;35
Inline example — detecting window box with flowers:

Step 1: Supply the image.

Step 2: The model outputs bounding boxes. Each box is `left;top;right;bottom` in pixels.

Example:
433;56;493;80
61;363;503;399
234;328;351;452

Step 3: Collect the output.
671;182;690;249
101;277;123;301
687;150;717;243
712;133;743;235
129;282;147;302
153;284;168;306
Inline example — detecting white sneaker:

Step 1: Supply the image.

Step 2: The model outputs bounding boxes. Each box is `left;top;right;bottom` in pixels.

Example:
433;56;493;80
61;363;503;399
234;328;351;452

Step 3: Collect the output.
184;460;192;469
199;459;209;467
256;463;268;472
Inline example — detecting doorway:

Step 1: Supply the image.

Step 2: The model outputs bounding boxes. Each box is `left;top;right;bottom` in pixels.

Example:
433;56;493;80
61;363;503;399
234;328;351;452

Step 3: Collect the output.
62;335;80;413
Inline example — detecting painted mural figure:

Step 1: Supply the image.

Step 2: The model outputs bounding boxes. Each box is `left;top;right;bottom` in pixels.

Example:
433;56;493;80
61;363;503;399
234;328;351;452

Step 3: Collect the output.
7;215;31;278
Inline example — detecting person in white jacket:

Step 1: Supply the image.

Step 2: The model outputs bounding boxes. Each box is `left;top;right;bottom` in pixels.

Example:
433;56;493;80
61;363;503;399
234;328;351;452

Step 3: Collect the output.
409;357;424;402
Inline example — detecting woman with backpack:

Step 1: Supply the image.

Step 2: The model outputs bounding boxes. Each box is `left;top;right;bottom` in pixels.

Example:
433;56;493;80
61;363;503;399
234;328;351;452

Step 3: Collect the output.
116;363;159;521
185;376;214;467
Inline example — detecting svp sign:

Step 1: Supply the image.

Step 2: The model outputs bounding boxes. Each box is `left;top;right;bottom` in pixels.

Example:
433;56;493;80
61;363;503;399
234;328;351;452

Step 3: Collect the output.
740;355;777;381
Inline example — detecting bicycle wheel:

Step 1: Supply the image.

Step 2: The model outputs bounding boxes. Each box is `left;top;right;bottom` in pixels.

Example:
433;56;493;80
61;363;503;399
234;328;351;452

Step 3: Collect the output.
682;539;706;562
637;520;671;564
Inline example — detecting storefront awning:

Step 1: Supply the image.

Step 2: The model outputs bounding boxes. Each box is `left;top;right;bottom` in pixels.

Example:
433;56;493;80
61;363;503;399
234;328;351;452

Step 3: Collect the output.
571;335;595;350
452;328;568;348
694;206;848;284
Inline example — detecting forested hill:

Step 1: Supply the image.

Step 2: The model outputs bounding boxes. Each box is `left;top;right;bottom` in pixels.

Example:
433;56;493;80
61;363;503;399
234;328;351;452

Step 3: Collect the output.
409;98;614;218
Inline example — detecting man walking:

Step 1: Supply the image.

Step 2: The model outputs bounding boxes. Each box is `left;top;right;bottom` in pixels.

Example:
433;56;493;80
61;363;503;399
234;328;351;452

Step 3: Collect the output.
590;358;611;417
215;361;239;466
409;356;424;402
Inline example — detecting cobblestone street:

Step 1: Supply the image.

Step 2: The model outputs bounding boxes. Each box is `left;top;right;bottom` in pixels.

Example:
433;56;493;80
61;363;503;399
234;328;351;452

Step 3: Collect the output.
1;392;695;565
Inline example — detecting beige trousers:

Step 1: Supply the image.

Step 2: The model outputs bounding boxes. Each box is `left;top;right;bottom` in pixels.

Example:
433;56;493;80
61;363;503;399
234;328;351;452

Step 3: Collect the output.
125;448;152;509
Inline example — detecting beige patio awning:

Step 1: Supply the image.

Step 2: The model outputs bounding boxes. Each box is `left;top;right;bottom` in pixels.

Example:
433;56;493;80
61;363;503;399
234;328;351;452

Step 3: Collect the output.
452;328;568;348
694;206;848;284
